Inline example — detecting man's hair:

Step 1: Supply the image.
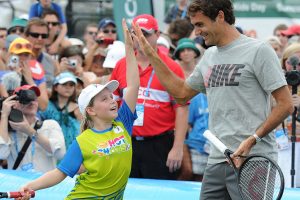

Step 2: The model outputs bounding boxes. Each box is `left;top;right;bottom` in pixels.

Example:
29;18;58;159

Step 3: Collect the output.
168;19;194;38
85;23;98;30
273;24;288;36
0;27;7;31
24;17;49;36
188;0;235;25
41;8;60;21
59;45;84;62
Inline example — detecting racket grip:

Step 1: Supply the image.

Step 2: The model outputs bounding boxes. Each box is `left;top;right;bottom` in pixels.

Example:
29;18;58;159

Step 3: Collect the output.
203;130;228;154
8;191;35;198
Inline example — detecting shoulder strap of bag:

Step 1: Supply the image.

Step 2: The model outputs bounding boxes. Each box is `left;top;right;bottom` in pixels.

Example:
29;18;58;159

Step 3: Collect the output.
13;136;32;170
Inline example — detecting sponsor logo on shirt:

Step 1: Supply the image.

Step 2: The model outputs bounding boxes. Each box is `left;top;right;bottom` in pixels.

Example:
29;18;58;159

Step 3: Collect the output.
92;135;131;157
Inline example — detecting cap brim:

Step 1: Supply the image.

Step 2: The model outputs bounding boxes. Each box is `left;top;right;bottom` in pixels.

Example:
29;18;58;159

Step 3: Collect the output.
13;49;33;55
104;80;119;93
30;85;41;97
57;77;77;84
281;30;293;36
140;28;155;33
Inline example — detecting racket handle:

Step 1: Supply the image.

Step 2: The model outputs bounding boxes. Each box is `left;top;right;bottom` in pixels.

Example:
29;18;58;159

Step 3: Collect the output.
203;130;228;154
7;191;35;198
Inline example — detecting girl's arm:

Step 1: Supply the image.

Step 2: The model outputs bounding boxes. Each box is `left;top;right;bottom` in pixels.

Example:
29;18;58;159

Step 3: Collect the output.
122;19;139;113
20;168;66;192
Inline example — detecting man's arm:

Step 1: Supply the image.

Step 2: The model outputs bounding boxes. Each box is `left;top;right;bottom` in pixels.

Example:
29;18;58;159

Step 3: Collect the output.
232;85;293;165
133;24;198;104
166;105;189;172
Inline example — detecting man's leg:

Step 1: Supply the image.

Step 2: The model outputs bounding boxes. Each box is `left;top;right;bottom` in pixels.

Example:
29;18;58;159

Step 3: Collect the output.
200;162;231;200
225;163;242;200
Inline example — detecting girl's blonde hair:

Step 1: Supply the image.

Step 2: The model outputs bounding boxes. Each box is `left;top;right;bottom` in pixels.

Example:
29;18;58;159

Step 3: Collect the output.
80;98;95;132
281;43;300;71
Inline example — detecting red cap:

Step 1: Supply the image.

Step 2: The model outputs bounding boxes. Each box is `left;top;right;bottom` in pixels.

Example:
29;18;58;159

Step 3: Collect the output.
133;14;158;33
281;25;300;36
14;85;41;97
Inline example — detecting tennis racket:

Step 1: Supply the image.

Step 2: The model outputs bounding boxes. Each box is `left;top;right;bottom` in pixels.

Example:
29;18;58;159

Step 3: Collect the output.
0;191;35;199
203;130;285;200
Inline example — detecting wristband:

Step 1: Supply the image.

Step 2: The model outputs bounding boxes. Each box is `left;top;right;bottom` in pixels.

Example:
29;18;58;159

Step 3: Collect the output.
253;133;262;143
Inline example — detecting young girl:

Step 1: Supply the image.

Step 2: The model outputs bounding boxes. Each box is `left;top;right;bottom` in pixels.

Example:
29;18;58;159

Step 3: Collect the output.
17;19;139;200
40;71;81;150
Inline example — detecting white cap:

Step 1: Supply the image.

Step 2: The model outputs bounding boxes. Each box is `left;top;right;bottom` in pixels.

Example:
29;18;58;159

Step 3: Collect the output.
103;41;125;68
53;72;77;85
69;38;84;47
157;36;170;49
78;80;119;115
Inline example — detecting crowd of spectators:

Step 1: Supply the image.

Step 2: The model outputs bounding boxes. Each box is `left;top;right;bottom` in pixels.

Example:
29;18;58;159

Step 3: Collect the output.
0;0;300;184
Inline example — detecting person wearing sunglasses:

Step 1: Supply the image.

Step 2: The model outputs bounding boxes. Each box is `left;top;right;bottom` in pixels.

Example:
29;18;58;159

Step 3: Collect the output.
29;0;68;55
5;37;49;111
84;19;116;77
7;18;28;37
24;18;59;96
83;23;98;54
97;18;117;41
41;9;71;57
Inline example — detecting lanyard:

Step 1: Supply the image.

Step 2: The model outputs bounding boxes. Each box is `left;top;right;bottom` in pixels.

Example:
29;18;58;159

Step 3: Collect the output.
143;70;155;104
13;132;19;153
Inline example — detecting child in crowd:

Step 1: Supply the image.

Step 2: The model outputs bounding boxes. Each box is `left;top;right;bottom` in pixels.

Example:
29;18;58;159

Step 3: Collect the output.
17;19;139;200
39;71;81;150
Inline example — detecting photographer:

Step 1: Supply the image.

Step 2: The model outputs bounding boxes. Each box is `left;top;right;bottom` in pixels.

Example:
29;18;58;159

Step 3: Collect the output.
0;85;66;172
83;19;116;77
281;43;300;126
5;37;48;111
58;46;84;78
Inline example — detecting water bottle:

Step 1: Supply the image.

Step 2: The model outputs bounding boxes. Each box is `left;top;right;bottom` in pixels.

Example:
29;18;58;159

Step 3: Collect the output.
275;129;289;150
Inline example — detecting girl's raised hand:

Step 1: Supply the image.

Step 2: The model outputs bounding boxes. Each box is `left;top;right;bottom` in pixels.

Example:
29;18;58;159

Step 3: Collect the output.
122;18;134;47
132;22;155;56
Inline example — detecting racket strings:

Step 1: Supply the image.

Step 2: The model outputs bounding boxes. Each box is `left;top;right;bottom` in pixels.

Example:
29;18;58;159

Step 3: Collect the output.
238;159;281;200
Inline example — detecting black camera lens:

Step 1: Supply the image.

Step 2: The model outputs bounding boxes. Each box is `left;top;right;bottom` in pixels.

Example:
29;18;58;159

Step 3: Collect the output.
17;90;37;105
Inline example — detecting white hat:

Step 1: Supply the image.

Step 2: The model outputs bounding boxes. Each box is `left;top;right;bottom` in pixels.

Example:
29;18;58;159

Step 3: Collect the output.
53;72;77;85
69;38;84;47
157;36;170;49
78;80;119;115
103;41;125;68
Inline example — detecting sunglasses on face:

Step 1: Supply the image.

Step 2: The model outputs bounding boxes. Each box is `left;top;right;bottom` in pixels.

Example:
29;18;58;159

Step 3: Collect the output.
131;30;154;38
10;27;24;34
12;43;33;50
103;29;117;34
141;30;154;38
47;21;60;27
28;32;49;39
0;34;6;39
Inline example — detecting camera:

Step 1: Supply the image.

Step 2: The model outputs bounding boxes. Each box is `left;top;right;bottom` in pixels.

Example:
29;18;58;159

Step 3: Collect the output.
285;70;300;87
285;56;300;87
68;59;77;68
96;38;114;45
8;55;19;68
0;89;37;122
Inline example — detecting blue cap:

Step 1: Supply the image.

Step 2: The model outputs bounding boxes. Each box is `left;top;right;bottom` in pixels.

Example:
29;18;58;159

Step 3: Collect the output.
53;72;77;85
98;18;115;29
